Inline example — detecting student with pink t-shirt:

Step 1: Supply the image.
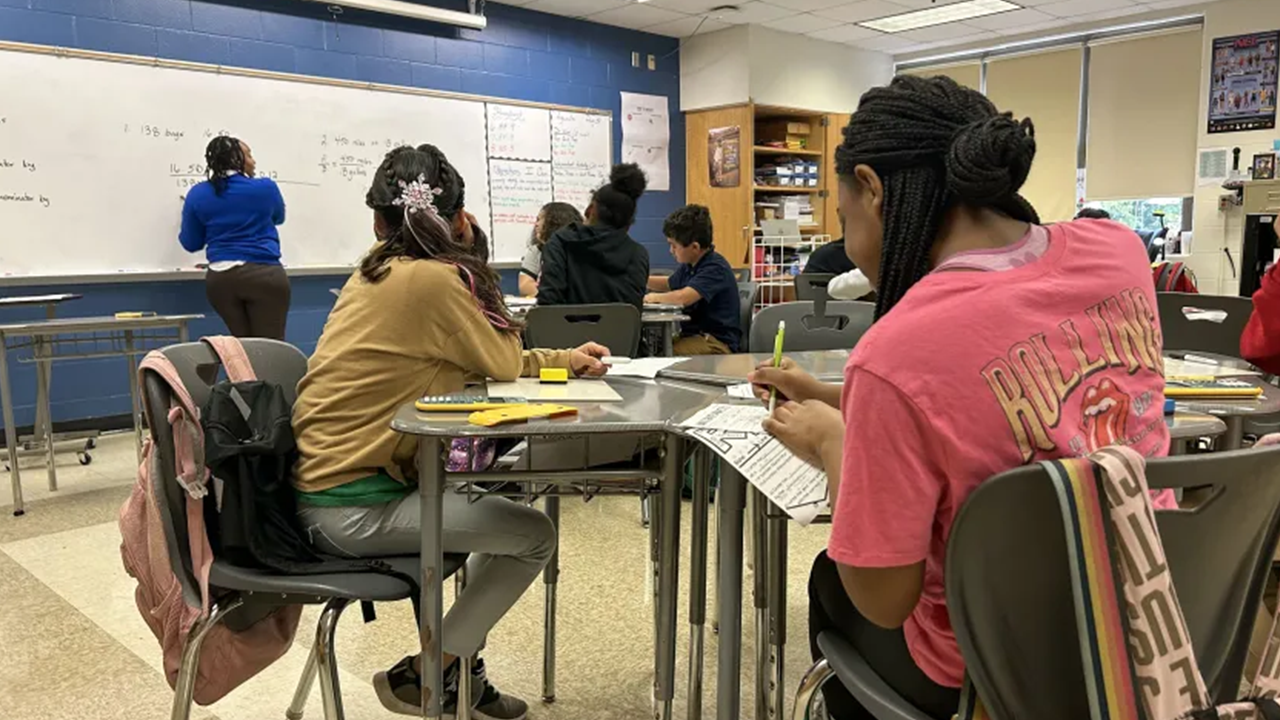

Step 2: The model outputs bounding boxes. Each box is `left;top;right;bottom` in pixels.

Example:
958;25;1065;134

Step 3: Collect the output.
749;75;1170;719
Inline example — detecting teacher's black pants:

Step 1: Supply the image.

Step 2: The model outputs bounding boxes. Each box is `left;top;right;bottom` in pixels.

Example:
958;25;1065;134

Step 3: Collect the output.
205;263;291;340
808;551;961;720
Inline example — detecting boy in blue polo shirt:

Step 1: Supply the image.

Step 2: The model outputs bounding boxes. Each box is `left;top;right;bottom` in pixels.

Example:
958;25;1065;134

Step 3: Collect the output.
646;204;742;355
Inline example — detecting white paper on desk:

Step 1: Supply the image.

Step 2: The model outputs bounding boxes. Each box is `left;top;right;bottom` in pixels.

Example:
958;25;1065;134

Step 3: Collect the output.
1181;307;1229;323
726;383;756;399
603;357;684;379
681;404;829;525
1164;357;1260;379
621;92;670;191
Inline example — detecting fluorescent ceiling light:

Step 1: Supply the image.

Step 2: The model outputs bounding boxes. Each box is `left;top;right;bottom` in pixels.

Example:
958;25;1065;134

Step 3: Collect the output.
861;0;1019;33
297;0;487;30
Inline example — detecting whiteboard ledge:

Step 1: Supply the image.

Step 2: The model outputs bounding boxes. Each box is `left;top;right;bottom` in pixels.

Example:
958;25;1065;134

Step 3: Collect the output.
0;262;521;287
0;41;612;118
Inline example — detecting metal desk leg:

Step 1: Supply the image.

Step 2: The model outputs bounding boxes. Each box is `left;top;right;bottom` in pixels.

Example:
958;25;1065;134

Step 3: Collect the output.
766;501;788;720
751;488;770;720
417;436;446;720
687;446;711;720
0;342;24;516
542;493;560;703
716;465;746;720
655;433;684;720
664;323;675;357
178;321;190;344
1223;417;1245;450
35;338;57;492
125;330;143;462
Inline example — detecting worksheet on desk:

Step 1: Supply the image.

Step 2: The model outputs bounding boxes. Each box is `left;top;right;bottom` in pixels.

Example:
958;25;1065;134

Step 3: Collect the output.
681;403;829;525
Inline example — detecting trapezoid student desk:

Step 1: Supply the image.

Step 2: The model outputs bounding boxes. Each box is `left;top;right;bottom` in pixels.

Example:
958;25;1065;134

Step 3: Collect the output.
391;377;723;720
0;313;201;515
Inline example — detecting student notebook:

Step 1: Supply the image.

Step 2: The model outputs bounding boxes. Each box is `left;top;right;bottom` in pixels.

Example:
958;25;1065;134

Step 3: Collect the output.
486;378;624;403
1164;377;1264;399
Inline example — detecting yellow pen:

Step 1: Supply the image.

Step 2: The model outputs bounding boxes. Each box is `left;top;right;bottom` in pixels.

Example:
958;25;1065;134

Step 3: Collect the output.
768;320;786;412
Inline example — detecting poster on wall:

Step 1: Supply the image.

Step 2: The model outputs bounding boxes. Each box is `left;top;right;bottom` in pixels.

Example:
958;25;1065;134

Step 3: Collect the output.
1208;30;1279;134
620;92;670;191
708;125;741;188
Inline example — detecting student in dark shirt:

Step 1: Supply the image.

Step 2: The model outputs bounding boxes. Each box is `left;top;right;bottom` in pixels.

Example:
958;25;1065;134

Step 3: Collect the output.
805;237;856;276
646;204;742;354
537;164;650;309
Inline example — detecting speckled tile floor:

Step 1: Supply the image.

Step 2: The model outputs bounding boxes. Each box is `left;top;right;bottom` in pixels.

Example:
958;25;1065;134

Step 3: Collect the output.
1;432;829;720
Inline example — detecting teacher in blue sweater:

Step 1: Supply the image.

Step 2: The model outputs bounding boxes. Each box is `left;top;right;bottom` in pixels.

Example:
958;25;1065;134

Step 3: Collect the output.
180;136;290;339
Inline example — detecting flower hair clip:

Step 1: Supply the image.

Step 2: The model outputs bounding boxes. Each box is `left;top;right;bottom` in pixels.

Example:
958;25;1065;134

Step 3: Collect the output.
393;174;444;214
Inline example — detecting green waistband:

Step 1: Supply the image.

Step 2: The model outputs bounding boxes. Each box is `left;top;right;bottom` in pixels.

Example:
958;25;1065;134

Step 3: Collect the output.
298;472;413;507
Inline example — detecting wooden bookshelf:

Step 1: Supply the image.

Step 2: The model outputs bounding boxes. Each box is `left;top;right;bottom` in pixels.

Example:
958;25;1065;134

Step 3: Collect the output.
753;186;819;194
753;146;822;157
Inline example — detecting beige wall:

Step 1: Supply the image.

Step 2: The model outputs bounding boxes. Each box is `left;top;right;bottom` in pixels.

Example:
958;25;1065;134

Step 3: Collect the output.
680;25;893;112
1184;0;1280;294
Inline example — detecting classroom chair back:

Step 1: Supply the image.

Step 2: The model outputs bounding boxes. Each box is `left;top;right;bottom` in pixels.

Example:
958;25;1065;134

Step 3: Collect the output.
738;281;759;341
793;446;1280;720
525;303;642;356
749;301;874;353
1157;291;1252;357
947;446;1280;718
793;273;835;303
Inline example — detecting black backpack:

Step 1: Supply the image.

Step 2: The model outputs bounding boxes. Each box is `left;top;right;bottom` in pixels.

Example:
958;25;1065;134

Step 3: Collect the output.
201;378;418;604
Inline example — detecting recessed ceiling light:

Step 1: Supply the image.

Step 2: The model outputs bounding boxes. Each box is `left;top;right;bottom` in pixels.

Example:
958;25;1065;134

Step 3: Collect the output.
861;0;1020;33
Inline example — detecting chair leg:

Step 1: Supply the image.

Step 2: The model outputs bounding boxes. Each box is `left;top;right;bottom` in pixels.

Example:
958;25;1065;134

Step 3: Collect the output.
641;494;651;528
457;566;473;720
315;598;353;720
286;644;320;720
791;658;833;720
171;597;245;720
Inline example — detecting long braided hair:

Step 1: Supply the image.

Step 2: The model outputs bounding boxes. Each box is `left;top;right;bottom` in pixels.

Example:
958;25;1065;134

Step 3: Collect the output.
361;144;519;332
837;75;1040;319
205;136;247;196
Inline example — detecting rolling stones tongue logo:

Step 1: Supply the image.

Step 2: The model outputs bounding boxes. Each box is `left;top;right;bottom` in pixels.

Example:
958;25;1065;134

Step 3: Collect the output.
1082;378;1133;451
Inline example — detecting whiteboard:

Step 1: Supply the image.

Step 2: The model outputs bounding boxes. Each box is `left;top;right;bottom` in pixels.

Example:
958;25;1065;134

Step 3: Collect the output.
489;160;553;261
0;45;612;278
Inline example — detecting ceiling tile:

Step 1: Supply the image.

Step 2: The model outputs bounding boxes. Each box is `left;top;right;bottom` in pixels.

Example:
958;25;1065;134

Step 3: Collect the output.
766;0;861;10
643;14;732;37
699;1;797;24
1036;0;1139;18
496;0;540;5
1146;0;1218;8
851;32;924;51
521;0;629;17
962;7;1054;31
807;23;884;42
994;18;1067;36
814;0;918;22
880;0;970;7
583;3;690;29
899;21;988;42
645;0;737;13
762;12;840;34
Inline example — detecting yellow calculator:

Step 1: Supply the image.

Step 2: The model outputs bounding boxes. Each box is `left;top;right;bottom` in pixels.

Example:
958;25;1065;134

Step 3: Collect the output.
414;395;527;412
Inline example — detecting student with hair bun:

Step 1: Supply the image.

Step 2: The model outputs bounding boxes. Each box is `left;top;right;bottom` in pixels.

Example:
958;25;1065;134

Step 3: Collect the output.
750;76;1171;719
536;163;650;309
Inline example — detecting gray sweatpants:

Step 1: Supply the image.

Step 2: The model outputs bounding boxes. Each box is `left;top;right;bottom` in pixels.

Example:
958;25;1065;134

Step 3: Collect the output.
298;492;556;658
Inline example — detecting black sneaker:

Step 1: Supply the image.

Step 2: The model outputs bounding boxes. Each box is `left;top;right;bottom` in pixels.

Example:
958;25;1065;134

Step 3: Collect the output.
373;655;462;718
471;658;529;720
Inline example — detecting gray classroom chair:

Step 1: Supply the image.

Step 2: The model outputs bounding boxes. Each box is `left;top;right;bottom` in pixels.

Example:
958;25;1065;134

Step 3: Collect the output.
738;281;759;344
733;267;751;283
793;273;835;303
1157;291;1253;356
792;445;1280;720
749;301;875;353
525;303;642;356
144;339;466;720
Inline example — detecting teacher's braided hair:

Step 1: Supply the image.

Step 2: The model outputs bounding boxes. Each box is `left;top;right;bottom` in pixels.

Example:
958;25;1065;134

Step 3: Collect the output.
361;144;518;332
204;136;247;196
837;75;1039;319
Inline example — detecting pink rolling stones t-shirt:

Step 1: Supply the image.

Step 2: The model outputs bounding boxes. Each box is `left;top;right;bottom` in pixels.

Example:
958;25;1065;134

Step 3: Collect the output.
827;219;1171;688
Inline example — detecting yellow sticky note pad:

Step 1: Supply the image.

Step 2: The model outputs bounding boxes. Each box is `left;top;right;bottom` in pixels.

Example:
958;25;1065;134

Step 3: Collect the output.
539;368;570;383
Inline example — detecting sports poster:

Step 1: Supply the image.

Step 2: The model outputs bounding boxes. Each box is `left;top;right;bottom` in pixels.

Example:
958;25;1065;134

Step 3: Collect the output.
1208;30;1279;134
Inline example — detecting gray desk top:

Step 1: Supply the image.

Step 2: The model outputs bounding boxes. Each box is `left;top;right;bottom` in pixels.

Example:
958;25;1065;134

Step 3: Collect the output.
1173;376;1280;418
1164;350;1258;373
0;314;203;335
660;350;850;386
1167;412;1227;440
392;377;721;438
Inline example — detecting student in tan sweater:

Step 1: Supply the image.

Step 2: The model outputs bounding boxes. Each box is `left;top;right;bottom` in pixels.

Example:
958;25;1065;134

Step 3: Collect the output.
293;144;607;719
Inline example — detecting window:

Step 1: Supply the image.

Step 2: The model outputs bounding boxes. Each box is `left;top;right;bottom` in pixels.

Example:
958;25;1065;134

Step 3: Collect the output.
1082;197;1194;255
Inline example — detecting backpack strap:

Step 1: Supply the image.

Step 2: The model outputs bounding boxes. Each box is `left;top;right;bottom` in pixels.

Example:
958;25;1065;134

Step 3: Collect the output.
1155;262;1174;292
202;336;257;384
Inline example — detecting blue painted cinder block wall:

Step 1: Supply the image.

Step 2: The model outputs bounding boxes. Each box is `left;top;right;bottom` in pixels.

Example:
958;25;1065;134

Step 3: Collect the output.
0;0;685;427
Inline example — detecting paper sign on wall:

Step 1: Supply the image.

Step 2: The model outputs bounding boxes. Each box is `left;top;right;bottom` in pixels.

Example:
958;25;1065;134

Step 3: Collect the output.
620;91;670;192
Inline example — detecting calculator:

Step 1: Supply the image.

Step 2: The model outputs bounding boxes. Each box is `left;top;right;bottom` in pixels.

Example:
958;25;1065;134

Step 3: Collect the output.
415;395;528;412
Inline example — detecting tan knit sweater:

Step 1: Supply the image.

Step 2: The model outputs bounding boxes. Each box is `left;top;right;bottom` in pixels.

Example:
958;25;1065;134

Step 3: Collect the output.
292;257;571;493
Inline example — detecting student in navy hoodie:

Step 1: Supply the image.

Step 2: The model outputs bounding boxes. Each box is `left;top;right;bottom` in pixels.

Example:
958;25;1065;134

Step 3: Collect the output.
537;163;650;309
180;136;290;339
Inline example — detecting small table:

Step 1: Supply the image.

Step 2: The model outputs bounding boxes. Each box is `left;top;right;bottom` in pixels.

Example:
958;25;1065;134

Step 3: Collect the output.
501;297;691;357
1172;376;1280;450
660;349;850;385
391;378;719;720
0;314;201;515
1167;411;1228;453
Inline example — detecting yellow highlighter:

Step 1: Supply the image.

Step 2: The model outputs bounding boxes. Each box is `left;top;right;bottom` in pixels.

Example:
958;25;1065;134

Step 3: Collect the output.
114;311;156;319
768;320;786;412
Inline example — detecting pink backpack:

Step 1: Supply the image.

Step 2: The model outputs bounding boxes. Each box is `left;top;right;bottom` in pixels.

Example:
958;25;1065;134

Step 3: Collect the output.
118;336;301;706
